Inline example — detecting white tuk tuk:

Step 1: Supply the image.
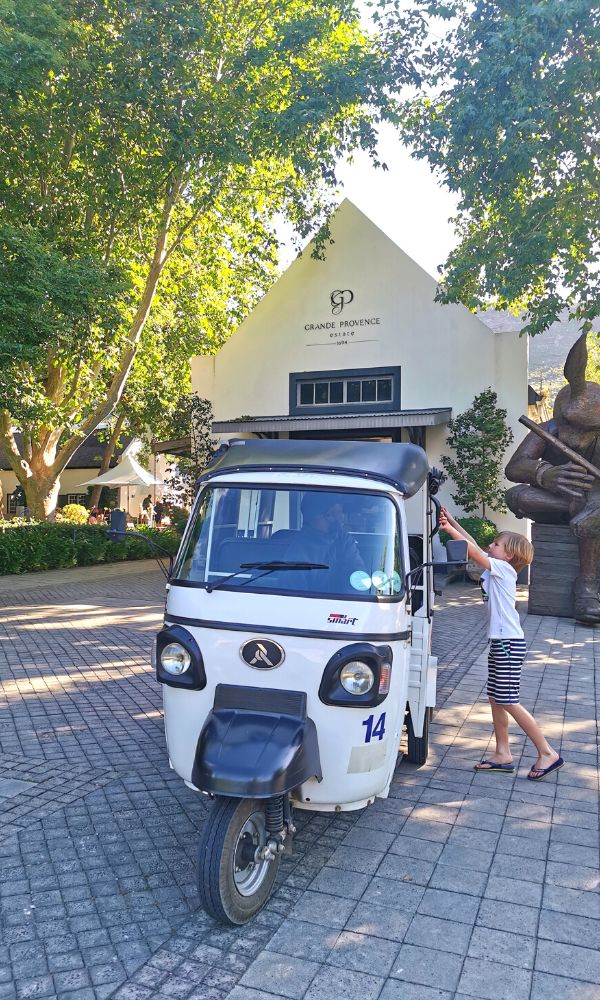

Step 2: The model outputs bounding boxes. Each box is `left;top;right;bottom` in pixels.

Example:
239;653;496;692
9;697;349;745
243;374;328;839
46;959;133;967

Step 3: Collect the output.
152;439;446;924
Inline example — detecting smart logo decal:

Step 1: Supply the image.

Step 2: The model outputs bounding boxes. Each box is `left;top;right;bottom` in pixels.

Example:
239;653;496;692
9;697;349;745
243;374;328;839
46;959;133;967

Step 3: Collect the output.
328;612;359;626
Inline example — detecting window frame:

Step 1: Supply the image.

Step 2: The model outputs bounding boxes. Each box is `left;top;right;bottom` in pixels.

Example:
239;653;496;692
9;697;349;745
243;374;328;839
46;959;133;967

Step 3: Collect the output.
171;482;406;603
66;494;87;506
289;366;400;416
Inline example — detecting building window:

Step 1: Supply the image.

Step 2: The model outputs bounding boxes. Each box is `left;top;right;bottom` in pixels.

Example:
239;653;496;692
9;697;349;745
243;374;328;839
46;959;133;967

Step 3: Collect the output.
66;494;87;506
7;493;18;515
289;367;400;416
297;376;392;407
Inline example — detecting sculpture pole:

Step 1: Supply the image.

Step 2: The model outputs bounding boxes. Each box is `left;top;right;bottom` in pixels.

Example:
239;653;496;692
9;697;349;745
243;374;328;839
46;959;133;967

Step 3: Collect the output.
518;415;600;481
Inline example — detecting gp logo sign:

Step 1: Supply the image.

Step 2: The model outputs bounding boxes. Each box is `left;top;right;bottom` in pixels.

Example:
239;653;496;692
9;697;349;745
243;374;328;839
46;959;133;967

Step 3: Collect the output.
330;289;354;315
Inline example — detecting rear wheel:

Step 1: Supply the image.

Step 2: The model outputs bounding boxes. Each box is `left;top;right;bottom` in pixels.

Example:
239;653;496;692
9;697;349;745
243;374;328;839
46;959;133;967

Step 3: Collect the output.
197;797;280;925
406;705;432;766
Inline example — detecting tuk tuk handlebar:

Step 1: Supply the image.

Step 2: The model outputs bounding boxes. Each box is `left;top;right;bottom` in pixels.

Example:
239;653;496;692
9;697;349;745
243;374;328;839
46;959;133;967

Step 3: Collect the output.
106;529;174;579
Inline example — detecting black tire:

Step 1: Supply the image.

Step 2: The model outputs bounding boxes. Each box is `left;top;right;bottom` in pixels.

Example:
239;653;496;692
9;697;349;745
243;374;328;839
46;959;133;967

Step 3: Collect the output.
197;796;280;925
406;705;431;766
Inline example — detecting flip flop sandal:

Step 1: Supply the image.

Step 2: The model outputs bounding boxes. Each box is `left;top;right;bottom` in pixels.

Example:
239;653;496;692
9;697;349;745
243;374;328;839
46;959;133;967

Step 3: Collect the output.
527;757;564;781
474;760;515;773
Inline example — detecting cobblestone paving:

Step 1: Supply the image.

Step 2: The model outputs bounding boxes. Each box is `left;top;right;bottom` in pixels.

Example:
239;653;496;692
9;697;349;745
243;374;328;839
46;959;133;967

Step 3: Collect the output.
0;568;598;1000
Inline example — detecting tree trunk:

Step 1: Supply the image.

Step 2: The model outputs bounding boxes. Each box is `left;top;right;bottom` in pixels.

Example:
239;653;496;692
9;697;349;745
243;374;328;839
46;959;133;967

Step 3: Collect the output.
89;414;126;508
24;476;62;520
0;478;4;520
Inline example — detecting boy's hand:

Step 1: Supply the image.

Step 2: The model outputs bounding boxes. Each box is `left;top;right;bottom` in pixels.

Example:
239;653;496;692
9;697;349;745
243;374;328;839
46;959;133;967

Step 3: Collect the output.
440;507;458;528
440;511;461;539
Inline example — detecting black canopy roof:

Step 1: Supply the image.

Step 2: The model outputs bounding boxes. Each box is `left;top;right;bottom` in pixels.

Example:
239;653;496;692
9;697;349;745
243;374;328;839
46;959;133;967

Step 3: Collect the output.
201;438;430;497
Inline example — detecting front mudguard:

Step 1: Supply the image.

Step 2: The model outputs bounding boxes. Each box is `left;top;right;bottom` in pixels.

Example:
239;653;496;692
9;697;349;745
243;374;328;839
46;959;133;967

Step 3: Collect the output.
191;686;322;798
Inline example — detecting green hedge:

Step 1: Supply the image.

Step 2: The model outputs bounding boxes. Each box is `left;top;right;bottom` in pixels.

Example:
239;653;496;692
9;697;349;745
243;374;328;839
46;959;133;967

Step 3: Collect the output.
439;516;497;551
0;522;181;576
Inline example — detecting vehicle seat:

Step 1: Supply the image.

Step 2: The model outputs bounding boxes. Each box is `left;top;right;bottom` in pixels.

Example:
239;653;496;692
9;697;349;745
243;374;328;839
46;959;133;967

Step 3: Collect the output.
270;529;299;546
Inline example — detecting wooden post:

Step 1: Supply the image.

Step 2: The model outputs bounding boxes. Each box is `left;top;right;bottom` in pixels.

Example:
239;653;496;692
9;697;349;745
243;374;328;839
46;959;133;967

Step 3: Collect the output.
528;523;581;618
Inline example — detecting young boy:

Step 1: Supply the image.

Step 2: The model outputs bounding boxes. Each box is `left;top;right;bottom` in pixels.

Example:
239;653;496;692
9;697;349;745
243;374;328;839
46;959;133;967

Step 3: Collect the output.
439;508;564;781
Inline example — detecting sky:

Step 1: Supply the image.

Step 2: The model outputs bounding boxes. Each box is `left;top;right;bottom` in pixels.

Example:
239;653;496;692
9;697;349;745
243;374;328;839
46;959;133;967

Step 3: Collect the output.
336;0;459;281
279;2;460;281
336;124;460;281
277;126;460;282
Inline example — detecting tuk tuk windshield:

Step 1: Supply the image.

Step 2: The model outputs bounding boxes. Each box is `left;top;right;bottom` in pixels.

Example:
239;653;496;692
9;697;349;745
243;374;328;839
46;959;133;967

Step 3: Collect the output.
173;486;404;599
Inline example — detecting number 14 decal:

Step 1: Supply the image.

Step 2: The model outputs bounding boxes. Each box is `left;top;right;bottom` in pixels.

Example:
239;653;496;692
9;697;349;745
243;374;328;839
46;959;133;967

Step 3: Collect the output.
362;712;386;743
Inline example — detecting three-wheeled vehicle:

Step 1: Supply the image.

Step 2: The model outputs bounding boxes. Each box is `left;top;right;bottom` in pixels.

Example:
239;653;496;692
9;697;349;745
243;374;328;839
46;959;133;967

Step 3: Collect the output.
152;439;443;924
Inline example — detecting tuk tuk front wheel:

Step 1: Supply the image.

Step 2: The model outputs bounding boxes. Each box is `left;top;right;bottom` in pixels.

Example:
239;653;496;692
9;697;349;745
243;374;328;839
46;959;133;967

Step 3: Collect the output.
406;705;432;766
197;796;280;925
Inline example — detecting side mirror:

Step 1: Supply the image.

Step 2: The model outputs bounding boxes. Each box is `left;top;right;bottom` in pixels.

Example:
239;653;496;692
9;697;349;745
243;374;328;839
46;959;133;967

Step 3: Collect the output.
405;543;470;593
445;539;468;564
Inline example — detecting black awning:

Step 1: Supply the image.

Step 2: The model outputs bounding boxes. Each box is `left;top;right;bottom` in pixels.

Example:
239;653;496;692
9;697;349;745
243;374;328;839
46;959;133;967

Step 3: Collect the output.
151;436;192;457
212;408;451;435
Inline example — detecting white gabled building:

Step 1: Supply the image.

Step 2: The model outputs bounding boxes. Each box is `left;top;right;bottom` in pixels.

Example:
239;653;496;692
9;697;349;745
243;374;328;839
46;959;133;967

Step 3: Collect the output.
192;199;527;531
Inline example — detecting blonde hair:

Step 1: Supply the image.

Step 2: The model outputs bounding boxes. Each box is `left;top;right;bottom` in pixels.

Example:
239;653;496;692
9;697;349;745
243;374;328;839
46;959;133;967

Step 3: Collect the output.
495;531;534;573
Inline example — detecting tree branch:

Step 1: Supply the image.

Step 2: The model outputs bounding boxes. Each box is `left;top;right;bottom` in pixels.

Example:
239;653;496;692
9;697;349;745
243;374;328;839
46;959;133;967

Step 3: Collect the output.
62;132;76;170
103;215;117;262
45;350;66;405
53;173;184;473
89;413;126;508
0;411;29;484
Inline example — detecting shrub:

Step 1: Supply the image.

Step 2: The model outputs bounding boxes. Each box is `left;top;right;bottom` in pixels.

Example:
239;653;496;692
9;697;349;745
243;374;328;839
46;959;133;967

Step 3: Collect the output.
441;388;513;517
0;522;181;575
74;530;109;566
169;506;190;535
59;503;89;524
440;516;497;551
135;525;181;556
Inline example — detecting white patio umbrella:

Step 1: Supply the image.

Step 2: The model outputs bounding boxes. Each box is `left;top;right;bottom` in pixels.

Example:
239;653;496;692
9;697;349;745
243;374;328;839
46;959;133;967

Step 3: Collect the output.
80;453;163;515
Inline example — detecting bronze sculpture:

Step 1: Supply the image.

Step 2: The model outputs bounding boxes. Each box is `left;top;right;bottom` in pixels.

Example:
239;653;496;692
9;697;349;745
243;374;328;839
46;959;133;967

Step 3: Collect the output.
505;334;600;624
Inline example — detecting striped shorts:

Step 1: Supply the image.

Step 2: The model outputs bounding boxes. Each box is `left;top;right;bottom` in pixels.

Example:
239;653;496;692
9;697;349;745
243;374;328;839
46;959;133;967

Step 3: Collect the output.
487;638;527;704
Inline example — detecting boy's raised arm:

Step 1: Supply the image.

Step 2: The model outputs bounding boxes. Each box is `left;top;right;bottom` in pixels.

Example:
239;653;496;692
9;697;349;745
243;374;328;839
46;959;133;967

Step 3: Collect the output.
440;508;478;546
439;510;491;570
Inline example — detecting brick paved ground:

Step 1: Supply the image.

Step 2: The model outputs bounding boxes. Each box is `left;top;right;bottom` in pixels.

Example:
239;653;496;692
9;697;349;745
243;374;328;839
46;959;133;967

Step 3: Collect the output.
0;566;598;1000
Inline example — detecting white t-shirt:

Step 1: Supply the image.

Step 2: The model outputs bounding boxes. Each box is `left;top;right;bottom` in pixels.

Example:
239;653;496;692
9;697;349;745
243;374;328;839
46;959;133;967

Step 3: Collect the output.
480;558;523;639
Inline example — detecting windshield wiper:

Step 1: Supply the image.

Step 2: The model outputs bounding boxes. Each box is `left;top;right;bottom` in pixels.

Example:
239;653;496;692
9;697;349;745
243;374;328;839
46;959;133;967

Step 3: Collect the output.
206;561;329;593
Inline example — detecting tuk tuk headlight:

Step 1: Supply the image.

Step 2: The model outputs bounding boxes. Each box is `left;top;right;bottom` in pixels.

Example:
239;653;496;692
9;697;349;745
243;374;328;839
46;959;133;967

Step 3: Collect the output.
319;642;393;707
156;625;205;689
340;661;375;695
161;642;192;675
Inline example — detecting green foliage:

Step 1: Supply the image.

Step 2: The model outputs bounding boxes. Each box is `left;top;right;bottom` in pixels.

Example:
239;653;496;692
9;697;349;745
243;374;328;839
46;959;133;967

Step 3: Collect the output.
392;0;600;335
168;506;191;535
441;388;514;517
0;522;180;575
58;503;89;524
440;516;497;550
163;395;217;507
0;0;415;517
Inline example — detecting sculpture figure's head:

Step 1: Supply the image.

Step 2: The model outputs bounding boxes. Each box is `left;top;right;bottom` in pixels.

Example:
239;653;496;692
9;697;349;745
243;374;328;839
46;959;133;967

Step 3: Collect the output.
553;334;600;447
